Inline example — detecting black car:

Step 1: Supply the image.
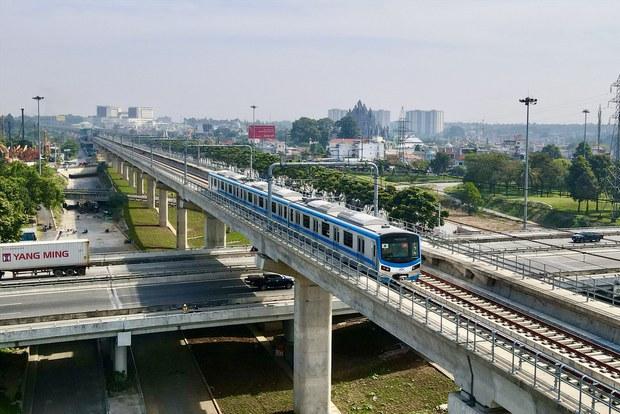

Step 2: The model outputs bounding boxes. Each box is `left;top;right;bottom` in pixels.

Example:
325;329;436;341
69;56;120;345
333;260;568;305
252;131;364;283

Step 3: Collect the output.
571;232;603;243
244;273;294;290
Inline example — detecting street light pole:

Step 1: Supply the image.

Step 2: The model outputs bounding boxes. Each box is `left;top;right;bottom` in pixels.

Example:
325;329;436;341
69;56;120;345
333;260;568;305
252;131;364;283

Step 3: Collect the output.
32;96;44;174
519;96;537;230
582;109;590;157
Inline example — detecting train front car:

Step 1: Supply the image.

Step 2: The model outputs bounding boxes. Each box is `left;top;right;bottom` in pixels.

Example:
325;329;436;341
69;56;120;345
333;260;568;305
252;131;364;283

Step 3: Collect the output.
377;230;421;282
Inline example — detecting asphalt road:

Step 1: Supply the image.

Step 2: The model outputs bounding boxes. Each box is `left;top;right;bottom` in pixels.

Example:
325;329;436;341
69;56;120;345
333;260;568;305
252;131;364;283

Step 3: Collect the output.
0;257;291;320
133;332;219;414
24;340;106;414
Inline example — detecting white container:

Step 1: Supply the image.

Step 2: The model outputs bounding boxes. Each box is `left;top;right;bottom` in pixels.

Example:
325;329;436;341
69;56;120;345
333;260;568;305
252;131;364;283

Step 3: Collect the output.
0;239;89;272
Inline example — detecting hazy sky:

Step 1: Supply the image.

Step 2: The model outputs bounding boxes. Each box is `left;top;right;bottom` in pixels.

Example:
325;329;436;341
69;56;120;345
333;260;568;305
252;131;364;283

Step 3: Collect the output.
2;0;619;123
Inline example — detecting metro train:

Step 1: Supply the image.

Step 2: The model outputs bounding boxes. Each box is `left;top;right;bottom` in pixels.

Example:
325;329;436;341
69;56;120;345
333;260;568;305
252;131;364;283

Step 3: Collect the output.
208;170;421;282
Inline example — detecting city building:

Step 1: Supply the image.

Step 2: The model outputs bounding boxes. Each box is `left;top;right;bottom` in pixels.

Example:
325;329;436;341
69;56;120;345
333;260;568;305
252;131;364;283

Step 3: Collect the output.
373;110;391;128
405;109;444;138
327;108;347;122
128;106;154;120
96;105;121;118
328;137;385;161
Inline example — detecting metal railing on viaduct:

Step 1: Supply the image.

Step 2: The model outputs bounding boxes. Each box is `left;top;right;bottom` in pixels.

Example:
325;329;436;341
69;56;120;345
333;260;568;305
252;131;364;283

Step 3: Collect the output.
88;135;620;413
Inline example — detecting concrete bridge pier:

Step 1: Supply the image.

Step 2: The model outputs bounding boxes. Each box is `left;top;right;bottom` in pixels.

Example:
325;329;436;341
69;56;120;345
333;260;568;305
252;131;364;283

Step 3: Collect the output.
136;171;144;195
146;176;156;209
448;391;508;414
294;275;333;414
158;188;169;228
176;196;188;250
204;212;226;248
128;166;136;189
117;159;124;175
123;163;130;182
113;332;131;376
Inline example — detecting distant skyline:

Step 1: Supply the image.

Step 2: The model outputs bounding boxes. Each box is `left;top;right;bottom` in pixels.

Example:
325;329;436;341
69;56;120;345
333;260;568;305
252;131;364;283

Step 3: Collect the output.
1;1;619;124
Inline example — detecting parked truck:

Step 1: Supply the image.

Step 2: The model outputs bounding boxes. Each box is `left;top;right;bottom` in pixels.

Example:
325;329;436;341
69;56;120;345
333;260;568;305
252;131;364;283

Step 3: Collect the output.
0;239;89;278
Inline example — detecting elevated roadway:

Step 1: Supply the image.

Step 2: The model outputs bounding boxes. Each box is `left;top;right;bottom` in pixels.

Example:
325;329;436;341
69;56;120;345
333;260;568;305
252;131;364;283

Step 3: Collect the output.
90;135;620;414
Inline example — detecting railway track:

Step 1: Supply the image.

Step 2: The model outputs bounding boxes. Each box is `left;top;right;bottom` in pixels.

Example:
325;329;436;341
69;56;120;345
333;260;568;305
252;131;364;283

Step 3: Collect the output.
415;271;620;387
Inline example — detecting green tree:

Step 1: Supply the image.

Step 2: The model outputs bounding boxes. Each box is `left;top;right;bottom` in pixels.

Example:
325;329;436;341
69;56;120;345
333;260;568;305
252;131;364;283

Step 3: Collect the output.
566;156;597;212
0;193;25;242
541;144;562;159
430;152;451;174
464;152;511;194
335;115;360;138
61;139;79;159
589;154;612;210
387;187;448;229
453;182;482;214
572;142;592;160
552;158;570;195
290;117;320;145
316;118;334;147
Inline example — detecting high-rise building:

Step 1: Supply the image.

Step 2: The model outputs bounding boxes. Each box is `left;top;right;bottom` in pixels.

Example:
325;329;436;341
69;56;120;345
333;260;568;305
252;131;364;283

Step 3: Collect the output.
405;109;444;137
373;110;391;129
96;105;121;118
128;106;154;120
328;108;347;122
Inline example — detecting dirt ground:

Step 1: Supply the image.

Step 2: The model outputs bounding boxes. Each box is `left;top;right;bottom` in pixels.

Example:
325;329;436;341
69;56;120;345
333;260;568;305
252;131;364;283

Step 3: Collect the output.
446;208;523;232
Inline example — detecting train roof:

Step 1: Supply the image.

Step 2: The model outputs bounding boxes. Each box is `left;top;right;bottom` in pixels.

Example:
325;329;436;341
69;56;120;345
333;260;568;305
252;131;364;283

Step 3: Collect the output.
214;170;247;181
248;180;304;202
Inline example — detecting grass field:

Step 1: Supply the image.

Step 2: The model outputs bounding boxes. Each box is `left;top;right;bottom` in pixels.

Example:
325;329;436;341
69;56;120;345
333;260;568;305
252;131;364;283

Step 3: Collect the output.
188;321;456;414
483;193;616;228
107;167;249;250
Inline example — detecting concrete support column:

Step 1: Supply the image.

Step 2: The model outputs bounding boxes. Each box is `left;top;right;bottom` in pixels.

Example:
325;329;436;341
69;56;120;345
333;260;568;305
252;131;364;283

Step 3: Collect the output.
158;188;169;228
294;275;332;414
113;332;131;375
117;160;124;175
123;163;130;181
146;176;156;209
176;196;188;250
204;212;226;249
128;167;136;189
136;171;144;195
448;391;507;413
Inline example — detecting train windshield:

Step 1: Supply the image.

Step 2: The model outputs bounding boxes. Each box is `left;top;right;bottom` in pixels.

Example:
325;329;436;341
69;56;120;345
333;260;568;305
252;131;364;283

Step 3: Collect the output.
380;233;419;264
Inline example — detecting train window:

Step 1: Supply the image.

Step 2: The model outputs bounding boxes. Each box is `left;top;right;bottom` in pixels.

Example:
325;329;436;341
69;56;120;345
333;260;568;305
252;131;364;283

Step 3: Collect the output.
333;227;340;243
302;214;310;229
296;212;301;225
372;244;376;258
283;206;287;218
248;193;253;203
343;231;353;248
272;202;277;214
289;208;294;221
228;184;233;193
313;219;319;233
357;237;365;253
259;197;264;208
219;181;224;190
321;221;330;237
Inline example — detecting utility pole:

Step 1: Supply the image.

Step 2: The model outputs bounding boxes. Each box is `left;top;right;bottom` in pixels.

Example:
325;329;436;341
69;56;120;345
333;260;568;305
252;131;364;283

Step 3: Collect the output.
597;105;602;153
611;74;620;161
32;96;44;174
519;96;537;230
21;108;25;144
582;109;590;157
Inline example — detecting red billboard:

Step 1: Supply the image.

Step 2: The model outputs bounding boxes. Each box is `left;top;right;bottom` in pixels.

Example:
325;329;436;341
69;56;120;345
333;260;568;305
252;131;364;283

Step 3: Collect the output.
248;125;276;140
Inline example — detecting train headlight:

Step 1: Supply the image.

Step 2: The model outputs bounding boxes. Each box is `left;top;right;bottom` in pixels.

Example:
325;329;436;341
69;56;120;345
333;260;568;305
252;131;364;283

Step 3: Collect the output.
380;265;391;272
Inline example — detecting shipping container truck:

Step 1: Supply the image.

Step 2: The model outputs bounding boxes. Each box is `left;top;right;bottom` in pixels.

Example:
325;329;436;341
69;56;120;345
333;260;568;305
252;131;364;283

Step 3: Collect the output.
0;239;89;278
